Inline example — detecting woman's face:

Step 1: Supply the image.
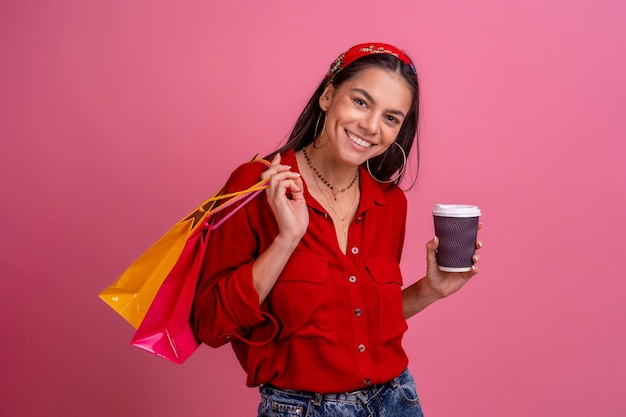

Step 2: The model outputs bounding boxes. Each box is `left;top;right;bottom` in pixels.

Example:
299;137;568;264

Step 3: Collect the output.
319;67;413;167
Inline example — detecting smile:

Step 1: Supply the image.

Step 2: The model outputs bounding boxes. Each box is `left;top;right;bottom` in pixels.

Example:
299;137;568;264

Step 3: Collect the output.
346;130;373;148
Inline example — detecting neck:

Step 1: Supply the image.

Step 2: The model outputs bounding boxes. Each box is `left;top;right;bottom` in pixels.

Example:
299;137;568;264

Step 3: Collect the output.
303;144;359;188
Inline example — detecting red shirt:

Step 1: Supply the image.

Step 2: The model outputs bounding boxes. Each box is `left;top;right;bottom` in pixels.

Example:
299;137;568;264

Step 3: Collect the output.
192;149;409;393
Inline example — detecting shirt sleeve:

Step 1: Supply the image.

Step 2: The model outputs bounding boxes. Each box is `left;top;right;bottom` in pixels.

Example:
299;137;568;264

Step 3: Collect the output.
192;161;278;348
394;188;408;262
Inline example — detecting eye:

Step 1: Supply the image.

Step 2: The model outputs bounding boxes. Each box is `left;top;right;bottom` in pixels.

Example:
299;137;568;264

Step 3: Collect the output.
385;115;400;124
353;97;367;107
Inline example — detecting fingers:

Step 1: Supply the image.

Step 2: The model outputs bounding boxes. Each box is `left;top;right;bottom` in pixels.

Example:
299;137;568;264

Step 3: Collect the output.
289;174;305;200
476;222;484;249
426;236;439;251
469;250;481;275
473;223;482;264
268;171;302;196
261;153;293;182
263;154;302;199
283;174;303;190
425;236;439;266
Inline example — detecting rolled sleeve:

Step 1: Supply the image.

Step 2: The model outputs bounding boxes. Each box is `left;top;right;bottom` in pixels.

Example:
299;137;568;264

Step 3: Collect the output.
221;262;264;329
195;262;279;347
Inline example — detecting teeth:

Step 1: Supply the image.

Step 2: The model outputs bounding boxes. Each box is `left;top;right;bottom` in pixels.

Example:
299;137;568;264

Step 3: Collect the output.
347;131;372;148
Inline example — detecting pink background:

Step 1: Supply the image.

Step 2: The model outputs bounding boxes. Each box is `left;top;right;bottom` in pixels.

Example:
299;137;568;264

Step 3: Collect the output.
1;0;625;416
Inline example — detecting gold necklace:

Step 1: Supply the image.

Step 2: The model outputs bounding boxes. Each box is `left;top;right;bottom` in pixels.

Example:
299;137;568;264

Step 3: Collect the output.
311;169;359;243
302;146;358;200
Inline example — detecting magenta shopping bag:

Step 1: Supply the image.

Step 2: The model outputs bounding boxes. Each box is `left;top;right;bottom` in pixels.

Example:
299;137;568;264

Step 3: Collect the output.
130;218;208;363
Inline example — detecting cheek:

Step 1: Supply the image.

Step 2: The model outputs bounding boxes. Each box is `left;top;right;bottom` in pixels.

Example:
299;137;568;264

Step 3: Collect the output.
328;98;359;120
372;142;394;157
381;126;401;144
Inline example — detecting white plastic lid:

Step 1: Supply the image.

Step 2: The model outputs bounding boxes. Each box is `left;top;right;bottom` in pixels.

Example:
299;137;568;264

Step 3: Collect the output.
432;204;481;218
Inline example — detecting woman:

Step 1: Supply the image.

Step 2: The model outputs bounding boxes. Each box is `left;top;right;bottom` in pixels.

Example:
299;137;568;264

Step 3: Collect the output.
192;42;482;416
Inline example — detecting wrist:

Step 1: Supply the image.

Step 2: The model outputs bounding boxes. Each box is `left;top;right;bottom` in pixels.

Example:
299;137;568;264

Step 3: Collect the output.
419;276;446;301
402;277;445;319
273;233;301;252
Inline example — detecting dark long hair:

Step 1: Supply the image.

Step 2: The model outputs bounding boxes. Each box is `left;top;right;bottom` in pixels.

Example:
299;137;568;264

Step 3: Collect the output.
272;53;420;187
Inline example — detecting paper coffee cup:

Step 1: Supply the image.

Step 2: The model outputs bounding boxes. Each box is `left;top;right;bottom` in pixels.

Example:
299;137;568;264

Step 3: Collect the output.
432;204;481;272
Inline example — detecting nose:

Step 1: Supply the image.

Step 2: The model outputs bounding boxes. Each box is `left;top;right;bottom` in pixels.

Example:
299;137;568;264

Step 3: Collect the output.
358;112;379;135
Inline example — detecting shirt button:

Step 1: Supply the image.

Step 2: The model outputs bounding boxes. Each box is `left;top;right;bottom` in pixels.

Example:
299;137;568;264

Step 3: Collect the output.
354;308;362;316
364;378;372;386
348;275;357;283
351;247;359;255
358;344;366;352
355;217;362;224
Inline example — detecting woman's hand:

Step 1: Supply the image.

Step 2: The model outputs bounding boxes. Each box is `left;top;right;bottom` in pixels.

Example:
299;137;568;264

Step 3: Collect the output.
261;153;309;244
424;223;483;298
402;224;483;319
250;154;309;303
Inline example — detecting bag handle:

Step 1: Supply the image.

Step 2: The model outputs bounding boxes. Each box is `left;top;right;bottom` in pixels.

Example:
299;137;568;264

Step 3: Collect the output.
211;186;264;229
186;158;271;230
208;158;270;213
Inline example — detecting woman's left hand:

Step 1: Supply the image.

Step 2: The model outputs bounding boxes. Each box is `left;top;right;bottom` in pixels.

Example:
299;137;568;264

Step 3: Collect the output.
425;223;483;298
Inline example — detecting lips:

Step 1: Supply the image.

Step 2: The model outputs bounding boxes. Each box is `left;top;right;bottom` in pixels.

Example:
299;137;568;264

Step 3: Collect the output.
346;130;373;148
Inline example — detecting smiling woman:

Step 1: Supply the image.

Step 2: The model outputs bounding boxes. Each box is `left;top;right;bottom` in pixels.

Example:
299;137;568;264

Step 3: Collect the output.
317;67;413;170
191;42;483;417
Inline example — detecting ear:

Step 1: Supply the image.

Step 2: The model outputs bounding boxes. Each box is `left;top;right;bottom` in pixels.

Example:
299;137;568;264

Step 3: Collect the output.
319;84;335;111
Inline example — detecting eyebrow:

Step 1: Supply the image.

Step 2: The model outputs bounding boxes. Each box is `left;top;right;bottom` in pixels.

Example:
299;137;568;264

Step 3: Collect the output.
351;88;406;118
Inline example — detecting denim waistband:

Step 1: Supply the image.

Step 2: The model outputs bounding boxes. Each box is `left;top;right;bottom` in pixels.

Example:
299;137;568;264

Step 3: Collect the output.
262;380;392;404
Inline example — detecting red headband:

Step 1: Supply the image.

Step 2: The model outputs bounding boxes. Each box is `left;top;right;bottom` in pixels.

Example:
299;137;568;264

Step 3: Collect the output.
326;42;416;82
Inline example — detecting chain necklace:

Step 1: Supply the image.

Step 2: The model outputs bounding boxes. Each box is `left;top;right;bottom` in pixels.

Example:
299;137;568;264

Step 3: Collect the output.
311;168;359;246
302;146;358;201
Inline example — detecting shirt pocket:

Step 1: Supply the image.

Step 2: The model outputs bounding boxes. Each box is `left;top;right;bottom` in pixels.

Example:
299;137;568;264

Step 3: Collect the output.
269;253;337;344
366;256;408;344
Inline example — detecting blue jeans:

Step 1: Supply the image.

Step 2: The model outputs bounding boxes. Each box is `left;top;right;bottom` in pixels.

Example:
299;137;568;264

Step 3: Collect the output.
258;368;424;417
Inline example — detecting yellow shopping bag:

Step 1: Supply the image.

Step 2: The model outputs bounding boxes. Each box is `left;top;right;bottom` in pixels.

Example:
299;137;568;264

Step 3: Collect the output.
99;158;269;329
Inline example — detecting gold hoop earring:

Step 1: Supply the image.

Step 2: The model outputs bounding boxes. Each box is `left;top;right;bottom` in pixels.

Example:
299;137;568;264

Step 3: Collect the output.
313;111;326;148
366;142;407;183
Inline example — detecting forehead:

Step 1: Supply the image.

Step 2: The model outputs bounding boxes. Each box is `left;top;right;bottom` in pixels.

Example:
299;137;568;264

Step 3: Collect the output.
339;67;413;112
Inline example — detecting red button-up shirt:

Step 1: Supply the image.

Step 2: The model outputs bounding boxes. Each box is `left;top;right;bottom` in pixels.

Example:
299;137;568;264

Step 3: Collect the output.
192;149;409;393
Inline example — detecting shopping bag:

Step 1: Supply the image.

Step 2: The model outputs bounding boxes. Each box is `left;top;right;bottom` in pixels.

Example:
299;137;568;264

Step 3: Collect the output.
99;159;269;329
130;187;264;363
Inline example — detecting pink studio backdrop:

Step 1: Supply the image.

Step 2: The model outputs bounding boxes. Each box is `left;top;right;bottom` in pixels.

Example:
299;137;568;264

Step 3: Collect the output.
1;1;625;416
